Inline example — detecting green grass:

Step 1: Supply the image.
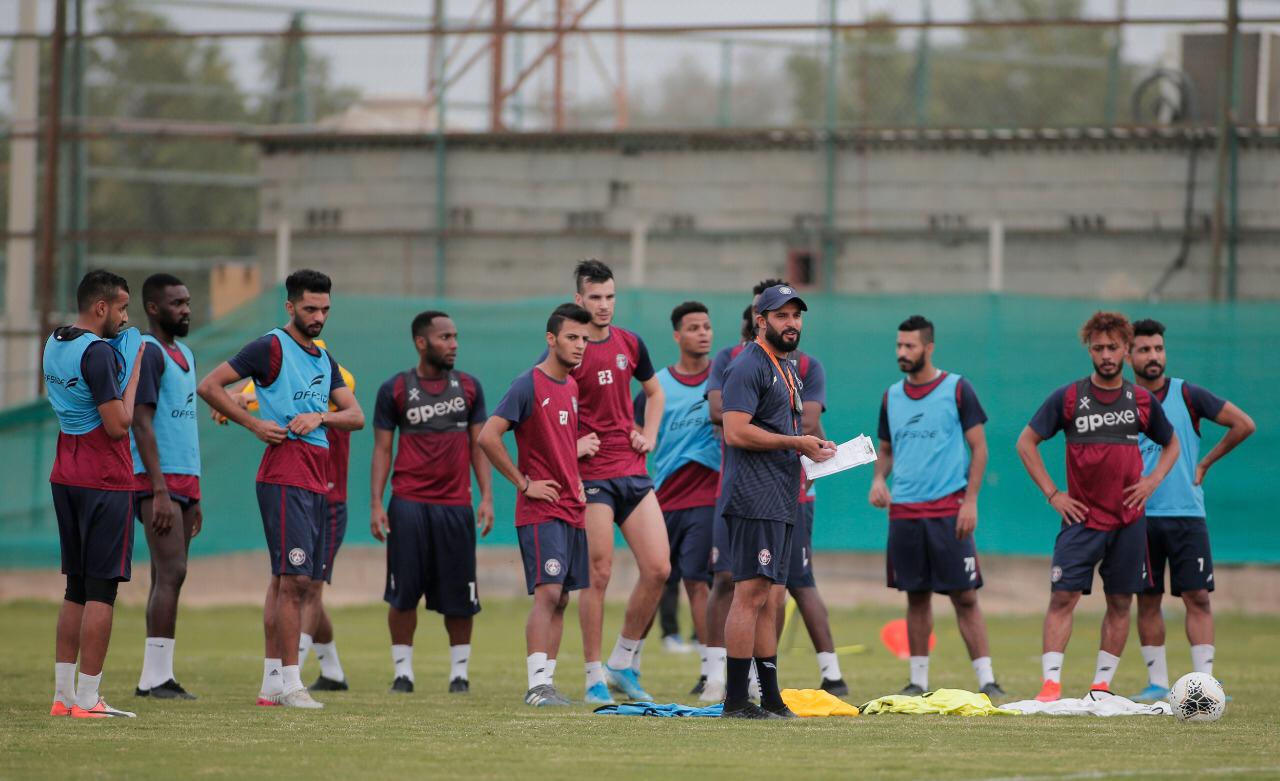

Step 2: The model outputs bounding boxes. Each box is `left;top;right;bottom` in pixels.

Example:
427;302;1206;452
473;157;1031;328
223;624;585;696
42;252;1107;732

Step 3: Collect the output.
1;599;1277;780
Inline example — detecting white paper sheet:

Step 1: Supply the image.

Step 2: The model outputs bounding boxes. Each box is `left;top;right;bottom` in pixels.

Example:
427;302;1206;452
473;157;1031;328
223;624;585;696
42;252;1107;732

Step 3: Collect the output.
801;434;878;480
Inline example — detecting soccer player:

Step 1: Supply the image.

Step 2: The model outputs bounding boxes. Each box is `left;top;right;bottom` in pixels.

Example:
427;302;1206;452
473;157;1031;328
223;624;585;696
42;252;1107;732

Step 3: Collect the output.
719;284;835;719
1016;311;1179;703
867;315;1004;698
45;270;145;718
197;269;364;710
633;301;720;695
130;274;201;701
568;260;669;704
478;303;591;707
1127;319;1255;701
371;310;493;694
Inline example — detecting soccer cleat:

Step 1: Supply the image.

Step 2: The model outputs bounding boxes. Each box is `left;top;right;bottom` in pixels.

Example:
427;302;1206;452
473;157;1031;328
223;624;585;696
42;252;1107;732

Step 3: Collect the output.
50;700;73;716
138;679;197;700
980;681;1007;700
721;702;782;720
546;686;573;705
525;684;569;707
448;677;469;694
71;698;137;718
898;683;926;697
309;675;349;692
583;681;614;705
748;675;762;702
699;679;726;703
256;692;282;707
820;678;850;697
1131;683;1171;703
389;676;414;694
662;634;692;654
605;665;653;701
1035;680;1062;703
689;675;707;696
1089;682;1111;694
762;703;798;719
279;688;324;709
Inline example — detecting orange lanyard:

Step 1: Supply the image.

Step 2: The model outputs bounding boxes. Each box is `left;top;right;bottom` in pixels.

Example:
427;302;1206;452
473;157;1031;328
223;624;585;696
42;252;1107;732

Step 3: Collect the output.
754;337;801;428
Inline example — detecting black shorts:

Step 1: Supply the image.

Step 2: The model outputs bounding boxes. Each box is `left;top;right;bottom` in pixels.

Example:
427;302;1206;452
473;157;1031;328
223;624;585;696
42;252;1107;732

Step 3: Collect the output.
710;502;732;575
256;482;327;580
727;515;792;585
383;498;479;615
665;505;714;585
887;516;982;594
321;501;348;585
133;490;198;521
52;484;134;582
787;501;817;589
1051;517;1153;595
1145;516;1214;597
517;519;590;595
584;475;654;526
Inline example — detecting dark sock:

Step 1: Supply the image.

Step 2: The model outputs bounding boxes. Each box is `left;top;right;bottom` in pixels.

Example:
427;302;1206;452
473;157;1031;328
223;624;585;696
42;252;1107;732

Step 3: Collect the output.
725;656;753;709
756;655;784;709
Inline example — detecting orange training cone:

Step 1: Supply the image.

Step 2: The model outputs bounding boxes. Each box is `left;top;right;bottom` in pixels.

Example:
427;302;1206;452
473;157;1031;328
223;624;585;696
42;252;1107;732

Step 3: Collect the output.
879;618;935;660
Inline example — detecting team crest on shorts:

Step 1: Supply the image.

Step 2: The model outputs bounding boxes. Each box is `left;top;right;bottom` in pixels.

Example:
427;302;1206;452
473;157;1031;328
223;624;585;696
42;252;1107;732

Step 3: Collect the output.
615;354;628;370
1051;565;1063;583
758;549;772;566
289;548;307;567
585;487;601;495
544;558;563;577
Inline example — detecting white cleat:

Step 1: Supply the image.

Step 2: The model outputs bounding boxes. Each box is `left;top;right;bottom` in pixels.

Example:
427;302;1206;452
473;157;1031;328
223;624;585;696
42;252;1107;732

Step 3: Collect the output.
699;680;727;703
279;688;325;709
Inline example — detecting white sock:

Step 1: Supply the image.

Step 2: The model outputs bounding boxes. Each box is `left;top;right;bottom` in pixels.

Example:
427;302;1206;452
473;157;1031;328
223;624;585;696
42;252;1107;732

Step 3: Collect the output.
1093;651;1120;687
55;661;77;706
585;661;605;688
607;635;639;670
527;652;549;690
139;636;174;689
1191;644;1215;676
1042;652;1064;683
315;641;344;681
1141;645;1169;688
909;656;929;690
298;633;314;668
972;656;995;688
281;664;303;695
391;644;414;682
631;638;645;673
75;671;102;709
706;647;727;684
546;658;557;685
817;650;842;682
698;643;709;679
261;657;283;695
449;644;471;682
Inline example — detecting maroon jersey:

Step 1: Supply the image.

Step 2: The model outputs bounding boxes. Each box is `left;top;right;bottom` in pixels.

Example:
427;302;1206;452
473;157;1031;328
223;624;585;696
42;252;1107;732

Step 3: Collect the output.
656;462;719;511
569;326;655;481
326;428;350;504
374;370;486;507
493;367;585;528
1029;378;1174;531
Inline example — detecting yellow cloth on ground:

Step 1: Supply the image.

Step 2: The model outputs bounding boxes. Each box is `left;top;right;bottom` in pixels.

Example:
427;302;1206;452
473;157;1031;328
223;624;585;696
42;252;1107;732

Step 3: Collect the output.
780;688;860;717
241;338;354;413
859;688;1018;717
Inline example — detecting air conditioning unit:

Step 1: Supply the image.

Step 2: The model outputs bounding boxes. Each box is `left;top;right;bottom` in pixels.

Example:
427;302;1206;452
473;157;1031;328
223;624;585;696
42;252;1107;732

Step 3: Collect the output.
1180;31;1280;123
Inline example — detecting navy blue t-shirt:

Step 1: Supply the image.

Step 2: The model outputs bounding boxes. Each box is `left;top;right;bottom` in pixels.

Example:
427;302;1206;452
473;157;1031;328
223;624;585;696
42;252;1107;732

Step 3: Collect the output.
719;342;803;524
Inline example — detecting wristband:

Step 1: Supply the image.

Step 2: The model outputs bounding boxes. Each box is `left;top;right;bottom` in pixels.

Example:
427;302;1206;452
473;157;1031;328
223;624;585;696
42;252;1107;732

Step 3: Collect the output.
1046;489;1060;503
521;476;530;495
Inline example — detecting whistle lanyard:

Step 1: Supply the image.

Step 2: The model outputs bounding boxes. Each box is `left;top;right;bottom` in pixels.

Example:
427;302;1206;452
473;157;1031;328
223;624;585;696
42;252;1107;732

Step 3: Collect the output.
754;338;801;432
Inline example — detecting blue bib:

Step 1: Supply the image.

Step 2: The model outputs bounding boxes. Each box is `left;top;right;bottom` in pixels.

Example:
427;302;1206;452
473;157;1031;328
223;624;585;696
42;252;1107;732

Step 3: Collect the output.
130;336;201;476
107;327;143;392
253;328;332;449
886;373;969;503
1140;378;1204;517
43;329;116;435
651;368;721;489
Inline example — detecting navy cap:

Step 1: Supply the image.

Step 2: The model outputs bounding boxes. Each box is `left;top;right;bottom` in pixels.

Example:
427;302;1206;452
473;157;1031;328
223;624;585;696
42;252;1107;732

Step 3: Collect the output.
756;284;808;314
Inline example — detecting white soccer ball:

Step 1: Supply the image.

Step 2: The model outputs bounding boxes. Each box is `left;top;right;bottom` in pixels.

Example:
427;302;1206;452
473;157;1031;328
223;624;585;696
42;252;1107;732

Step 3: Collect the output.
1168;672;1227;722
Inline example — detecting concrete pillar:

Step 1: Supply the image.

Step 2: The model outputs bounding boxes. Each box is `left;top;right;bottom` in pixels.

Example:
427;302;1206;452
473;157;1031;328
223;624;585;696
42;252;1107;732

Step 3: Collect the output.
4;0;41;407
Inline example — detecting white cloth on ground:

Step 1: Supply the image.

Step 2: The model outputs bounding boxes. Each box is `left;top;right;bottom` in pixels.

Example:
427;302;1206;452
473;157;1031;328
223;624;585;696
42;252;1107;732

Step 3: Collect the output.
1004;690;1172;717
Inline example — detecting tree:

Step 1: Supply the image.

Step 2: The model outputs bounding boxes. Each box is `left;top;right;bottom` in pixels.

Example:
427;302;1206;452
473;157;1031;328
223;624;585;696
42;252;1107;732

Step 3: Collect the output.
254;20;360;124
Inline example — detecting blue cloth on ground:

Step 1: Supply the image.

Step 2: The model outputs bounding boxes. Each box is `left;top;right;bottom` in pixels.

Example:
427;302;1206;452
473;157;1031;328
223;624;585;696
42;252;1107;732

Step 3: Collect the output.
593;701;724;717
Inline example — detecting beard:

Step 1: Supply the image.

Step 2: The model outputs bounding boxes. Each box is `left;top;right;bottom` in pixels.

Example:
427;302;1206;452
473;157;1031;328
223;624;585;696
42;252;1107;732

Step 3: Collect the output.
426;349;455;371
1093;359;1123;380
763;321;800;353
1136;360;1164;380
293;313;323;337
159;314;189;338
898;355;925;374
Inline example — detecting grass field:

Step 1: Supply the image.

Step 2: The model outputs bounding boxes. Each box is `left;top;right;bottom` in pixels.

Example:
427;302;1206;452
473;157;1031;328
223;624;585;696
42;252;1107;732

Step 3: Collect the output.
2;598;1277;780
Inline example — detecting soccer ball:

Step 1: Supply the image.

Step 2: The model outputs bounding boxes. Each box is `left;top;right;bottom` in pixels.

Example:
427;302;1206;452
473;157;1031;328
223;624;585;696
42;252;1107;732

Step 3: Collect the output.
1168;672;1227;722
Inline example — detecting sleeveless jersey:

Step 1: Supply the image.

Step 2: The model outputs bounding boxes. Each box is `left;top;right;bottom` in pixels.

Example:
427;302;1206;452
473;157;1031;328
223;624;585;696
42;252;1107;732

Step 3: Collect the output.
1140;378;1204;518
43;328;132;488
651;367;720;490
130;336;200;477
254;327;332;450
885;372;968;504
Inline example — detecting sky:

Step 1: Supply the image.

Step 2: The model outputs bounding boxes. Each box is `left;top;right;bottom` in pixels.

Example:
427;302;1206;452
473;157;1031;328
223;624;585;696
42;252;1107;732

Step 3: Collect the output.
3;0;1278;127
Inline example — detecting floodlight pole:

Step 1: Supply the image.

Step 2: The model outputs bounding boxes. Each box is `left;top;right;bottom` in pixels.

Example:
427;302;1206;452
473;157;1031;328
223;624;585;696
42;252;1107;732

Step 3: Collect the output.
38;0;68;368
489;0;505;131
1209;0;1239;301
821;0;839;293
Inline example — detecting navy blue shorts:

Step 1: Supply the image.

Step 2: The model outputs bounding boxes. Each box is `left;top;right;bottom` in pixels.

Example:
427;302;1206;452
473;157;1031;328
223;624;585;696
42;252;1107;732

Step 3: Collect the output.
711;499;732;574
584;475;654;526
517;519;590;595
133;490;199;520
321;501;348;585
887;516;982;594
52;484;134;582
1145;516;1214;597
727;515;793;584
665;505;714;585
383;498;479;615
787;502;817;589
256;482;327;580
1051;517;1153;595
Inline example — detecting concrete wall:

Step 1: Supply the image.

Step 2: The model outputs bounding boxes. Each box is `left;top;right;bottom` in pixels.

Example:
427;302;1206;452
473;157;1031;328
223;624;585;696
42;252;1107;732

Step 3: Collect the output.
255;132;1280;300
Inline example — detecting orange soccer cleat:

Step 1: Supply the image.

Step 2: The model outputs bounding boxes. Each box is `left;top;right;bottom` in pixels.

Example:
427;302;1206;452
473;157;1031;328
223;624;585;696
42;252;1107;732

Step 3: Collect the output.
70;699;136;718
1089;682;1111;694
1035;680;1062;703
50;700;73;716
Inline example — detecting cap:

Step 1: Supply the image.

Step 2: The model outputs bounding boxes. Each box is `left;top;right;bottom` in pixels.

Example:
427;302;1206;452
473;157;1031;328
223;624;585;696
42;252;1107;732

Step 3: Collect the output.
755;284;808;314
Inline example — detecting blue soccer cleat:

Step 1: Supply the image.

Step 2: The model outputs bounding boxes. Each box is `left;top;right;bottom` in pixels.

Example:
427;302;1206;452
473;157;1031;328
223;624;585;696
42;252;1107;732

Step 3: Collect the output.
584;681;614;705
1131;683;1170;703
605;665;652;701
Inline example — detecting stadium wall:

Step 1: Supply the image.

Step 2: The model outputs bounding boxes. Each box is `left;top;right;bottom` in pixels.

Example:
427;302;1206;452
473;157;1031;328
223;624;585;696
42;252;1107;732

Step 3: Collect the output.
1;288;1275;569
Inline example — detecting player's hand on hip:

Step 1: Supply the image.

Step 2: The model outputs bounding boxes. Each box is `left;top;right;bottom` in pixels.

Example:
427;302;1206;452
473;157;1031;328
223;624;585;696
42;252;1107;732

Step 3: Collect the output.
524;478;562;503
1050;491;1089;524
868;478;892;508
477;497;495;538
797;436;837;462
252;419;288;445
1123;475;1160;509
370;505;390;542
190;503;203;538
629;429;653;454
151;490;176;535
577;432;601;458
1193;461;1209;486
287;412;323;437
956;499;978;538
578;480;586;503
